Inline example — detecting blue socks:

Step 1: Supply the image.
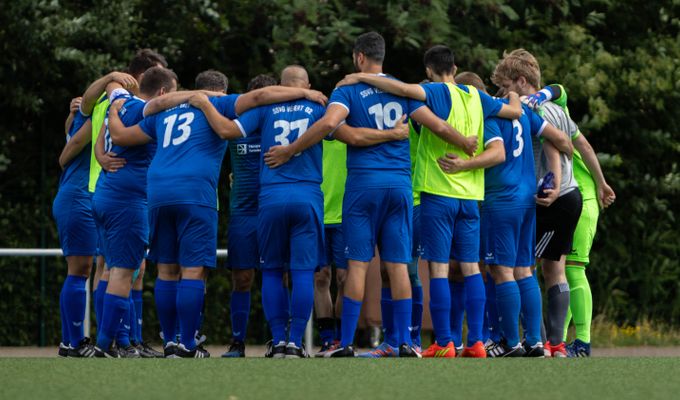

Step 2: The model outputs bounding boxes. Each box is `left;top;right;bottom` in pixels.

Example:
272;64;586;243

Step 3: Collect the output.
340;296;362;347
176;279;205;350
464;274;486;345
411;285;423;346
231;290;251;342
517;275;543;346
96;293;129;350
262;270;289;344
380;288;396;346
115;297;132;348
60;284;69;346
429;278;452;345
449;281;465;346
155;278;178;344
495;280;521;346
61;275;87;346
289;270;314;347
95;279;108;333
131;289;143;343
393;298;413;346
485;274;500;342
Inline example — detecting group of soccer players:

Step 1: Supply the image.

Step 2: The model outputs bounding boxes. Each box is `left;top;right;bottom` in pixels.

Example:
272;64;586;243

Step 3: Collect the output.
54;31;615;359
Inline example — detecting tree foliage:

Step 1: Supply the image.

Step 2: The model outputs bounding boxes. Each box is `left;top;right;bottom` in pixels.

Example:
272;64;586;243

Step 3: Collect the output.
1;0;678;344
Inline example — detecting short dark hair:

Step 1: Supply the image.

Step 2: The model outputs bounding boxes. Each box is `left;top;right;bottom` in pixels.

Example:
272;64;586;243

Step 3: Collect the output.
195;70;229;92
456;71;487;94
353;32;385;63
423;45;455;76
127;49;168;78
139;67;177;96
247;74;277;92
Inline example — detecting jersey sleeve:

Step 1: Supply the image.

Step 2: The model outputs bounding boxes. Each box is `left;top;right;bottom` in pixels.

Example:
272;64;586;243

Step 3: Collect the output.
138;114;157;139
407;98;426;116
478;91;504;119
328;87;351;113
483;118;503;147
233;106;263;137
211;94;240;119
527;108;548;137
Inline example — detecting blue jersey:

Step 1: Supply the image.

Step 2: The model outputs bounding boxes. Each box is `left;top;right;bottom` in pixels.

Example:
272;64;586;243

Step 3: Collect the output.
95;95;152;204
139;95;239;209
228;136;260;216
58;111;91;193
421;82;504;121
484;103;547;209
328;75;425;190
236;99;326;188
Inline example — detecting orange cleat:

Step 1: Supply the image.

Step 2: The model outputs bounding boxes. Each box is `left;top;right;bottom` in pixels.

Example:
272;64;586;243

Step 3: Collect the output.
545;341;567;358
461;341;487;358
421;341;456;358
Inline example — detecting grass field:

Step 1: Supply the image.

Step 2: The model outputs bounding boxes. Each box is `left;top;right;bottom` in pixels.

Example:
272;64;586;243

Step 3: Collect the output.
2;358;680;400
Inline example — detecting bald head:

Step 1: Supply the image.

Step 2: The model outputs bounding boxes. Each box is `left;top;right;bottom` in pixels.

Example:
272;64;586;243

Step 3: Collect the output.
280;65;310;88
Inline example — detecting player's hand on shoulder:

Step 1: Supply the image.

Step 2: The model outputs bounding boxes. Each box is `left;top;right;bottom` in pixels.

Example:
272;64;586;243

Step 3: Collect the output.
335;73;362;88
304;90;328;106
389;114;409;141
188;93;211;109
522;91;546;110
69;97;82;114
99;152;126;173
535;188;559;207
437;153;465;174
264;145;293;168
598;183;616;209
110;72;138;90
463;136;478;157
109;98;125;113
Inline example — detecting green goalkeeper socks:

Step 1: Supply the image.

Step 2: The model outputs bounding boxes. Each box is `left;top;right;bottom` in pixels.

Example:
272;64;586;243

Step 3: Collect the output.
564;265;592;343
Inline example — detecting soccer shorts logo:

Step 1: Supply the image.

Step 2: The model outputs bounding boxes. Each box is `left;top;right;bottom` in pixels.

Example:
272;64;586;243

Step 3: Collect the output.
237;144;248;155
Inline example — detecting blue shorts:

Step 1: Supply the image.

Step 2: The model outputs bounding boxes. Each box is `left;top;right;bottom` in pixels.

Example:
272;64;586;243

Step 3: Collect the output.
148;204;218;268
258;187;324;271
420;193;480;263
343;187;412;264
412;204;422;260
322;224;347;269
227;215;259;270
53;190;97;257
481;206;535;267
91;198;147;269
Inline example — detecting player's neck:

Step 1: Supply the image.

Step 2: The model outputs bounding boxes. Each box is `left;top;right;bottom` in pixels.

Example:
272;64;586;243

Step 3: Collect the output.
432;73;455;83
360;63;383;74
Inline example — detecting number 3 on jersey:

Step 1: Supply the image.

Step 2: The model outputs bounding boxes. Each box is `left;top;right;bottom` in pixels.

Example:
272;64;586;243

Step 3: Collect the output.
163;112;195;148
274;118;310;146
511;119;524;157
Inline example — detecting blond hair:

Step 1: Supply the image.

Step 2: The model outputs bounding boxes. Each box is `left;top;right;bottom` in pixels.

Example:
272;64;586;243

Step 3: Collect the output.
491;48;542;89
455;71;487;94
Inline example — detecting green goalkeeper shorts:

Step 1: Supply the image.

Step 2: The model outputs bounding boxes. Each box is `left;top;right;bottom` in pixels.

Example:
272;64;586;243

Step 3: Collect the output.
566;198;600;264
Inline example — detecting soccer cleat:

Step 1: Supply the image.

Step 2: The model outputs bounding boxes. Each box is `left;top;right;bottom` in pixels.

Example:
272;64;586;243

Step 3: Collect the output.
461;341;487;358
264;340;274;358
398;344;422;358
58;342;70;358
545;341;567;358
175;343;210;358
164;341;180;358
118;344;142;358
522;341;546;358
314;340;340;358
325;345;356;358
358;342;398;358
285;343;309;359
455;344;464;357
486;339;526;358
421;341;456;358
270;341;287;359
93;346;120;358
68;338;96;358
221;340;246;358
195;333;207;346
483;338;497;352
135;341;163;358
566;339;591;358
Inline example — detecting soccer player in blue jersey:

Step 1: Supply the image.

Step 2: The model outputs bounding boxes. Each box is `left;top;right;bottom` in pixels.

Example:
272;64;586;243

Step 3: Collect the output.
222;74;278;358
453;72;573;357
108;75;329;358
265;33;478;358
90;67;178;357
54;96;96;357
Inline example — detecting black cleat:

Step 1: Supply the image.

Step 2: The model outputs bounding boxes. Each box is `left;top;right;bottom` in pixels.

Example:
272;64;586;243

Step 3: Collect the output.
133;341;163;358
271;341;287;358
398;343;422;358
118;344;141;358
93;346;120;358
487;339;526;358
285;343;309;359
175;343;210;358
164;341;179;358
58;342;70;358
68;338;96;358
325;345;356;358
523;341;546;358
314;340;339;358
221;340;246;358
264;340;274;358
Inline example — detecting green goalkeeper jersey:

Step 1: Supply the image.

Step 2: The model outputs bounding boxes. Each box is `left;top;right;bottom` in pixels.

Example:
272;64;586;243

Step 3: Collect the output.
321;139;347;225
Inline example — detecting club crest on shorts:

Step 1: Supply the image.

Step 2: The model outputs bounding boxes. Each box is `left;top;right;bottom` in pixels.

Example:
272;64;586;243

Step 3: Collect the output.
237;144;248;155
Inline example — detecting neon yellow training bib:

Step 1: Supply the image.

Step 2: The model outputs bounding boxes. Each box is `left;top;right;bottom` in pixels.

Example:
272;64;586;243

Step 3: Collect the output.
88;94;109;193
413;83;485;200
